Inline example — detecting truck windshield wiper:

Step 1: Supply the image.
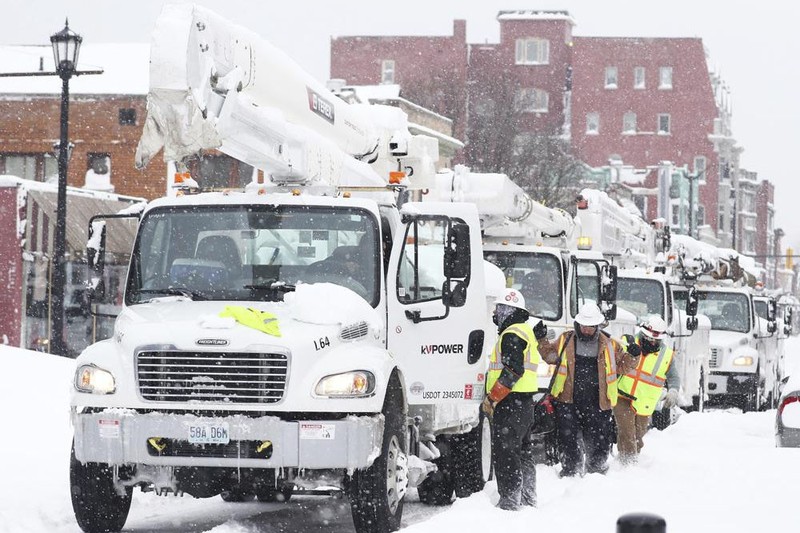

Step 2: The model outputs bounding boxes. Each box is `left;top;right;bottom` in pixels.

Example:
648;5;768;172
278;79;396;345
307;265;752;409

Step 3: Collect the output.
244;281;297;293
138;287;207;301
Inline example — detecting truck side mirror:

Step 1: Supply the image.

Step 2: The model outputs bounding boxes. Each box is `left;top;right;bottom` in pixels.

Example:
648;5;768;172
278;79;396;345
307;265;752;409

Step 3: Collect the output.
87;217;107;302
686;316;698;331
600;264;617;303
686;286;699;317
444;221;470;280
767;300;777;323
603;302;618;321
442;279;468;308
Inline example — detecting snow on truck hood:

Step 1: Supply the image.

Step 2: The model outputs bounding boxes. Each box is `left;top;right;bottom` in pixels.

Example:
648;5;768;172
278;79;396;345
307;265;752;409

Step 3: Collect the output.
708;329;752;348
120;283;380;333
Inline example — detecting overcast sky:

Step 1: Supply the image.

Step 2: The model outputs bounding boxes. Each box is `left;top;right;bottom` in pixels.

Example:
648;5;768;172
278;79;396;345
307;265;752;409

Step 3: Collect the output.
4;0;799;248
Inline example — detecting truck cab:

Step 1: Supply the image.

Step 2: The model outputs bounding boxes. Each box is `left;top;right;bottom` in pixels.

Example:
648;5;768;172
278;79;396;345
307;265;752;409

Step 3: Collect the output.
699;286;775;411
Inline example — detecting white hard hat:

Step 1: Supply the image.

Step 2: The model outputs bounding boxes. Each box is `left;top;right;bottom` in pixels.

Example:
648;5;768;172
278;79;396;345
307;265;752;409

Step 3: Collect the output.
494;288;527;311
639;315;668;340
575;302;605;326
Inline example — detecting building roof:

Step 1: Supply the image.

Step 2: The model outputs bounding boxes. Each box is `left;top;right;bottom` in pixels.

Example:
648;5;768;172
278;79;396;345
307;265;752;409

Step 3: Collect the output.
0;43;150;96
496;10;575;25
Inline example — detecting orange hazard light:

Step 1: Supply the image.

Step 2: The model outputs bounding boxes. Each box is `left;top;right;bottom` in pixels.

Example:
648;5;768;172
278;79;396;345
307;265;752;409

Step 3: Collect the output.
389;171;406;184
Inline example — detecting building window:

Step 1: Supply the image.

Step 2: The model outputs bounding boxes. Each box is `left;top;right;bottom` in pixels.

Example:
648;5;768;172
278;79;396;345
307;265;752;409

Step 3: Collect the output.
659;67;673;89
515;38;550;65
604;66;618;89
381;60;395;84
694;156;707;183
671;202;681;226
634;67;645;89
515;88;549;112
657;114;671;134
0;153;57;182
118;108;137;126
623;112;637;133
697;205;706;227
586;112;600;134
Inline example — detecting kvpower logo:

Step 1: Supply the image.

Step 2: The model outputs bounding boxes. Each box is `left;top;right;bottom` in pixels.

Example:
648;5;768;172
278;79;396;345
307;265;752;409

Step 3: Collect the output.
420;344;464;355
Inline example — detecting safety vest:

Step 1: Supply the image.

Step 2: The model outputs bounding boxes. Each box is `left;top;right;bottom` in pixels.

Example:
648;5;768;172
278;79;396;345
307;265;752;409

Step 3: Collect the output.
486;323;540;393
219;306;282;337
618;334;674;416
550;332;620;406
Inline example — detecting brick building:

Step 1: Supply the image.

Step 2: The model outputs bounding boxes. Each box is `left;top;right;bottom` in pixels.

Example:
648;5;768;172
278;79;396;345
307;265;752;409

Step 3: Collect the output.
329;9;761;251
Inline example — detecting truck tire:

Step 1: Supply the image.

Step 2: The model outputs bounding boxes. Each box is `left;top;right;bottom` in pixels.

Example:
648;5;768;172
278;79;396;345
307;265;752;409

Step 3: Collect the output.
350;373;406;533
70;443;132;533
743;371;763;413
417;437;455;505
221;488;255;502
451;412;492;498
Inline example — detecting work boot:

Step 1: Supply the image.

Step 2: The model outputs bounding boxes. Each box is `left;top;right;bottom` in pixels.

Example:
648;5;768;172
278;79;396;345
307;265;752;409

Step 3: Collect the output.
496;497;520;511
586;462;609;475
558;467;577;478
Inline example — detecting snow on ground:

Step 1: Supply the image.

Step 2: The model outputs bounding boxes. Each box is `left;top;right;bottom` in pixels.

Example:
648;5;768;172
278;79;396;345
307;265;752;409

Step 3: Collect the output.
2;341;800;533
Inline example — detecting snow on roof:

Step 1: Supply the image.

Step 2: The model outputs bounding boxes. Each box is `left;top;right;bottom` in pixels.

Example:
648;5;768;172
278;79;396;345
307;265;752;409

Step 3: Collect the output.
496;10;576;25
0;43;150;95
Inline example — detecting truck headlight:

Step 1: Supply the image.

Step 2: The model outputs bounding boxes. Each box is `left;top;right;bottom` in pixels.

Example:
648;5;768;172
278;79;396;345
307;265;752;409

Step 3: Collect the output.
732;356;754;366
75;364;116;394
315;371;375;398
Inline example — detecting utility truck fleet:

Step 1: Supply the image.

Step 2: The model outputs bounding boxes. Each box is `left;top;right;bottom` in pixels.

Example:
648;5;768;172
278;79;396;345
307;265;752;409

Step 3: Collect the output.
70;5;494;532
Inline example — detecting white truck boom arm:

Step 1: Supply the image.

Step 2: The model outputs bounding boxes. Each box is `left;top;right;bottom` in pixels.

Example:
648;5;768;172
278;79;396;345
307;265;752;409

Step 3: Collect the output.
430;165;576;245
135;3;438;189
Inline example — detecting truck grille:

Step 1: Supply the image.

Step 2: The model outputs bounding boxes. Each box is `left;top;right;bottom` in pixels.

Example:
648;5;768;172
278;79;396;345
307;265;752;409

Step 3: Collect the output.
136;351;288;404
709;348;720;368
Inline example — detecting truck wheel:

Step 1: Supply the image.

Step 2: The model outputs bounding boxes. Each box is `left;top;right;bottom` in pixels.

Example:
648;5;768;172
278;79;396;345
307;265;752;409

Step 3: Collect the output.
350;373;407;533
743;372;763;413
221;488;255;502
70;442;132;533
451;412;491;498
417;437;455;505
651;407;671;430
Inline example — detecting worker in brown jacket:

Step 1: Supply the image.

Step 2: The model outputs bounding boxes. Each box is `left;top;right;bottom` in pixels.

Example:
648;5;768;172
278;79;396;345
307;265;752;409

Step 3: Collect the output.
537;302;640;476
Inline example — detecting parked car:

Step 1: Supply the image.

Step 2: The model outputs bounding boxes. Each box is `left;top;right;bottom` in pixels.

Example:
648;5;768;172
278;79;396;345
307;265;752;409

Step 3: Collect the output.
776;374;800;447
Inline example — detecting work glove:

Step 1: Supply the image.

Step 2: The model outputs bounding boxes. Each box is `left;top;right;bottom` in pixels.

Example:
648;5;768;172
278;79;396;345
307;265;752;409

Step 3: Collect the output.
663;388;679;409
533;320;548;340
481;397;496;419
623;335;641;357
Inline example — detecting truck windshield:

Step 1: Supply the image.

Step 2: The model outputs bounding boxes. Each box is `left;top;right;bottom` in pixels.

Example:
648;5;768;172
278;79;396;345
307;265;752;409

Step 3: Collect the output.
617;278;665;320
697;291;751;333
484;251;563;320
126;205;380;306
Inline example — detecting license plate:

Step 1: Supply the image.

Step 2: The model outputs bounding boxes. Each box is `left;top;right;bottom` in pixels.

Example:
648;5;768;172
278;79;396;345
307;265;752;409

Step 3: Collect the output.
188;422;230;444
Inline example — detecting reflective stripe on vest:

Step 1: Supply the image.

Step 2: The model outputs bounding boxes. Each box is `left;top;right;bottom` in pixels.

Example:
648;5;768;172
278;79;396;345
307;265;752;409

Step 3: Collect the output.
486;323;540;393
551;333;619;406
618;335;674;416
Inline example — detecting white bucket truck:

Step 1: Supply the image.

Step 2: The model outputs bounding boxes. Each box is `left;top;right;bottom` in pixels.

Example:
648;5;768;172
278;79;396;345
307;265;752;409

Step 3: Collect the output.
70;5;492;532
671;237;779;411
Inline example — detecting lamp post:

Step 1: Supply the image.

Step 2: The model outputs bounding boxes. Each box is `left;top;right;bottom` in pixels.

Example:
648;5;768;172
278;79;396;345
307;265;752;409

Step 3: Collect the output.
49;20;82;357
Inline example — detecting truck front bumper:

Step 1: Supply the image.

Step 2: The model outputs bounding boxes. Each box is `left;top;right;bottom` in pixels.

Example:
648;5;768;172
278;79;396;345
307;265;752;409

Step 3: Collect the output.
72;409;383;470
707;372;756;395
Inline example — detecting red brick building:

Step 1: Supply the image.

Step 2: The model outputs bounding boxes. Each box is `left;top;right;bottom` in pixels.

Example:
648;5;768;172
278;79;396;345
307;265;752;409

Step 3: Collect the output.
330;10;736;243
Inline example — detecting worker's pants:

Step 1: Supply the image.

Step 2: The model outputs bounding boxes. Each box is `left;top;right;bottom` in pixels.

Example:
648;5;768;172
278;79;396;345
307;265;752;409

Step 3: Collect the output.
491;393;537;509
553;400;613;476
613;397;650;463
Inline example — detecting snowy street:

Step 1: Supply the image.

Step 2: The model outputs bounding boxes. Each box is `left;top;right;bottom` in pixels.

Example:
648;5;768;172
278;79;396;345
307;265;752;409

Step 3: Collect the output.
1;339;798;533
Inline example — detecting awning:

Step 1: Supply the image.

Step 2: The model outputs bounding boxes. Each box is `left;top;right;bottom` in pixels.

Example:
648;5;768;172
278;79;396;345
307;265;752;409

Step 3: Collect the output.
25;189;140;258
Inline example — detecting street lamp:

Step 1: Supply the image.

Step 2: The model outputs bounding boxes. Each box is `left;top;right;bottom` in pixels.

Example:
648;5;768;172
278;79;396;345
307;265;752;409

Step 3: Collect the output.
49;20;82;357
684;169;703;239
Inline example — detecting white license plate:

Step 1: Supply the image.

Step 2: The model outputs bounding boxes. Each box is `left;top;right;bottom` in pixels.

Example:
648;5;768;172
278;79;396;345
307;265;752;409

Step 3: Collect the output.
188;422;230;444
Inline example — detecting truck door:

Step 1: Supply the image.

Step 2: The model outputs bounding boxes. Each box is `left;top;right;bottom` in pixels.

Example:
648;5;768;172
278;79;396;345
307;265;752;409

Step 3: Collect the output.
386;202;486;405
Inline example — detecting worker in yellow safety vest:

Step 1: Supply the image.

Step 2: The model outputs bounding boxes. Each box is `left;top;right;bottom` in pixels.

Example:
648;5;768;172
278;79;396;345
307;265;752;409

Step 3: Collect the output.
614;315;680;464
537;302;640;477
481;288;548;510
